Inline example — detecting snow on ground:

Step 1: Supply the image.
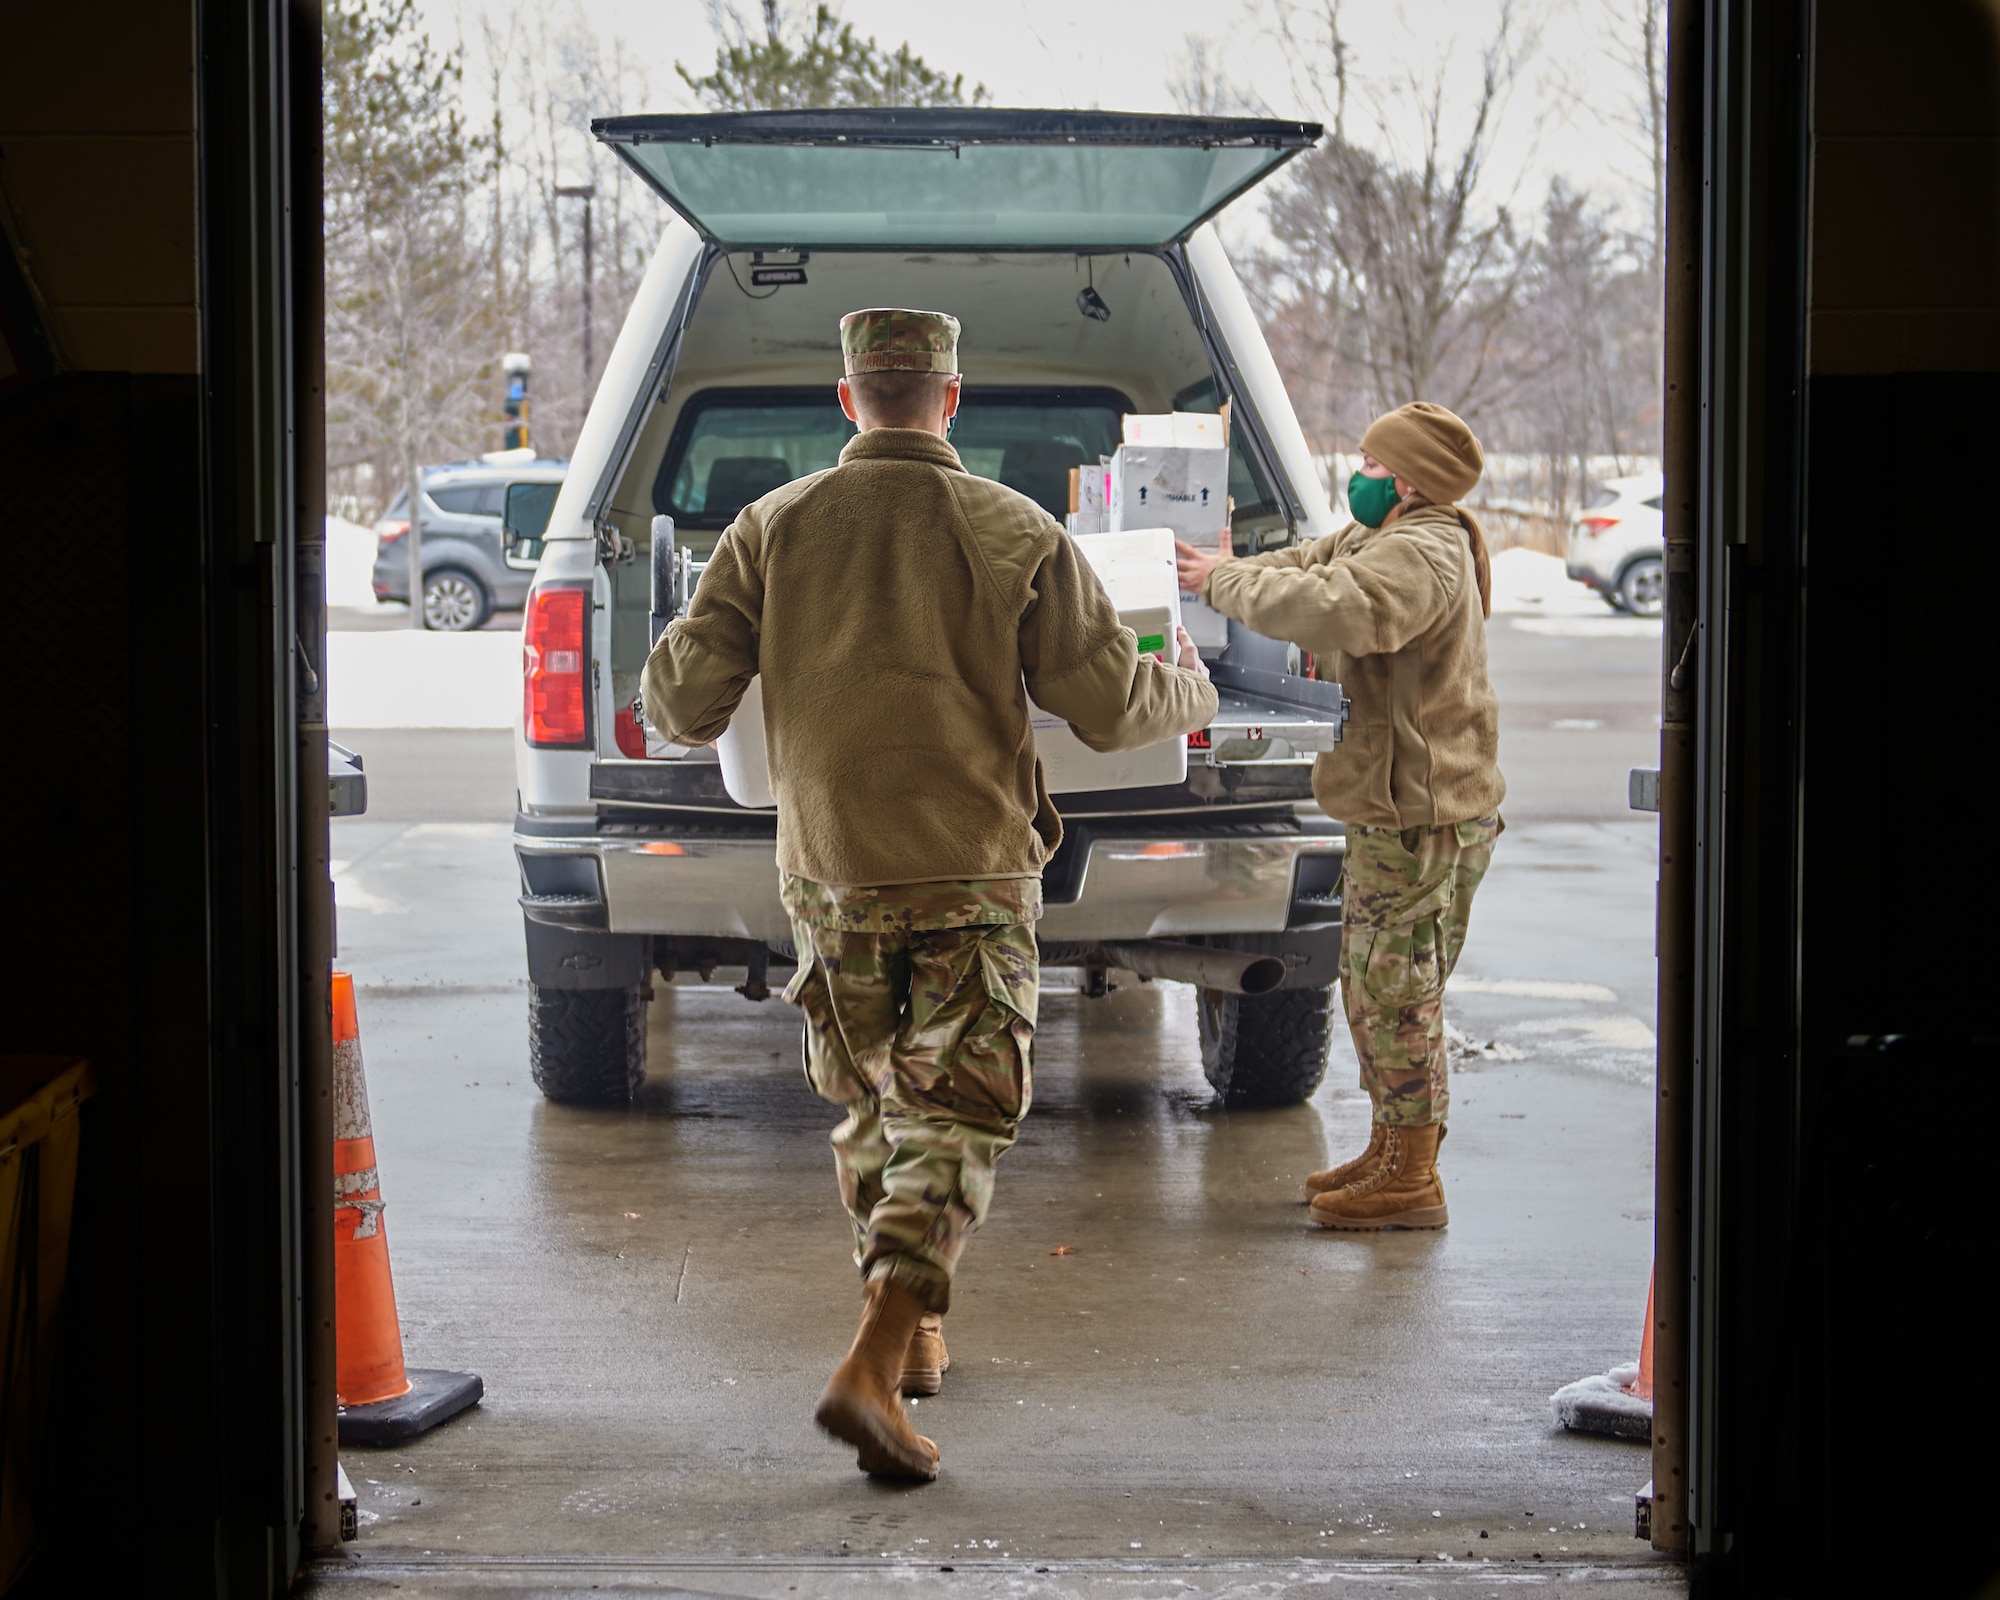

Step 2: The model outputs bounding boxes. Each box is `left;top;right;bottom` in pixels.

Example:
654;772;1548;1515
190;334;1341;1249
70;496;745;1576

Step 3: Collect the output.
325;516;384;609
316;542;1637;729
323;515;520;728
1487;546;1609;616
1488;546;1661;638
325;630;519;728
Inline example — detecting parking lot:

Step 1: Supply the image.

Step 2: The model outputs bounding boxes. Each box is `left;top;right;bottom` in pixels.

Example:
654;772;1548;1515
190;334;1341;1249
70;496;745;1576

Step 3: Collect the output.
312;554;1682;1595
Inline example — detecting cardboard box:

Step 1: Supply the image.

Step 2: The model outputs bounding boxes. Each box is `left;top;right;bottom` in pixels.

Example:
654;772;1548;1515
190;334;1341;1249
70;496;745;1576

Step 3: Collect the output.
1179;591;1231;650
1067;461;1110;515
1108;444;1231;536
1121;410;1229;449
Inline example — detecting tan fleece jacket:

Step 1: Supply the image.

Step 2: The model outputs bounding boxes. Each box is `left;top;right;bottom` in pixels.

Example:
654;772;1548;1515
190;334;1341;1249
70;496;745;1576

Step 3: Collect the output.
1203;504;1505;829
642;428;1217;887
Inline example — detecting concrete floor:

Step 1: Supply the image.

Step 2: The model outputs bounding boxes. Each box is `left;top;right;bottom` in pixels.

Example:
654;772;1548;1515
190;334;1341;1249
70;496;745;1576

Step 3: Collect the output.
307;617;1681;1597
306;1559;1684;1598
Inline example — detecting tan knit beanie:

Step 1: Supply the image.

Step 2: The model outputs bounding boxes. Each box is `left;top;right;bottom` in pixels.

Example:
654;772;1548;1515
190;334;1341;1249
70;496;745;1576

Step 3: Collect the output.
1360;402;1484;504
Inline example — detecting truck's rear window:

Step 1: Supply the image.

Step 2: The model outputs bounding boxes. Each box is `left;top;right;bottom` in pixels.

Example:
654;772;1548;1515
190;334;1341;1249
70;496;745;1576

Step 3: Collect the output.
654;386;1132;527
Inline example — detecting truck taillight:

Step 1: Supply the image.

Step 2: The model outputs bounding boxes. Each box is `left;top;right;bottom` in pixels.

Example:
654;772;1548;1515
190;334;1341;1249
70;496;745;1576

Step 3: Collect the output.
614;704;648;759
524;584;590;747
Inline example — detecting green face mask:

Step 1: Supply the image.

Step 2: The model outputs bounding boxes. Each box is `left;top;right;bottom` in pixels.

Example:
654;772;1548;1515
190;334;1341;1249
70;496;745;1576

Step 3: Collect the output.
1347;470;1401;528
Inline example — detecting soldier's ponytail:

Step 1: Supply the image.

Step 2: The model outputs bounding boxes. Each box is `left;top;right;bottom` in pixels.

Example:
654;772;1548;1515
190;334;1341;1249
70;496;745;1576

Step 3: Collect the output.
1459;507;1493;619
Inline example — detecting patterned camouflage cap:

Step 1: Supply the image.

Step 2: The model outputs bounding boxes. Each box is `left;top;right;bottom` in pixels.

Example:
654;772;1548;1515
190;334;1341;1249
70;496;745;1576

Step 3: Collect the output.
839;307;960;375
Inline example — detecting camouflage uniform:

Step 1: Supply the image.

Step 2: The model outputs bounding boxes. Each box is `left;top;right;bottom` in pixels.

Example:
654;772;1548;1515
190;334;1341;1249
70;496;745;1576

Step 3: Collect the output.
1341;814;1502;1126
781;872;1039;1315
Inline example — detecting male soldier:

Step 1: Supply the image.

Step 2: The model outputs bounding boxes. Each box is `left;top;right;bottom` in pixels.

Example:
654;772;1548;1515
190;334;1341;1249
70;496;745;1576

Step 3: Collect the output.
641;308;1216;1481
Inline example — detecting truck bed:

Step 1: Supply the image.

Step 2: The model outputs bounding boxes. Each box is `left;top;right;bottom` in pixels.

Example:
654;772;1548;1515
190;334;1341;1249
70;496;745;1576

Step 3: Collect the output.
591;663;1347;816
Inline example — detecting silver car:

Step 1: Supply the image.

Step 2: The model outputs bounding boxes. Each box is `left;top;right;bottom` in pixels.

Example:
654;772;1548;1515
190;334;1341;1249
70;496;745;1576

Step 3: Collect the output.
1565;471;1665;618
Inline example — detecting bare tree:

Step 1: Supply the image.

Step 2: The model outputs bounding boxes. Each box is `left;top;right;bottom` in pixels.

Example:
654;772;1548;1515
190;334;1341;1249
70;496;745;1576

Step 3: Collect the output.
1245;1;1543;448
1608;0;1668;442
317;0;1054;547
1457;173;1660;544
1169;0;1666;545
324;0;495;622
1524;180;1610;515
1169;35;1258;119
1600;0;1668;288
465;6;660;463
680;2;989;111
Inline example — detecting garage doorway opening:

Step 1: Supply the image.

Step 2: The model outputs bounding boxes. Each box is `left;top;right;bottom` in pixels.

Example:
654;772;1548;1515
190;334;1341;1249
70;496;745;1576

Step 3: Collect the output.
313;8;1681;1592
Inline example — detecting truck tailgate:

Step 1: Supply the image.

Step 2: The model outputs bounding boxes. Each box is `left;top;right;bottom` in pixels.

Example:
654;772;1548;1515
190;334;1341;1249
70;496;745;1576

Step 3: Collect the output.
1199;663;1349;766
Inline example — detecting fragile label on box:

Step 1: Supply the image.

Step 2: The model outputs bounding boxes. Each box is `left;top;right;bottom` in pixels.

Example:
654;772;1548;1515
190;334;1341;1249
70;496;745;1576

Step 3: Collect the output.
1108;445;1230;537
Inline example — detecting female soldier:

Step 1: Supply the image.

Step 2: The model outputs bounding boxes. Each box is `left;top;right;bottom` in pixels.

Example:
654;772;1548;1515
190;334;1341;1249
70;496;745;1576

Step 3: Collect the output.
1175;401;1504;1230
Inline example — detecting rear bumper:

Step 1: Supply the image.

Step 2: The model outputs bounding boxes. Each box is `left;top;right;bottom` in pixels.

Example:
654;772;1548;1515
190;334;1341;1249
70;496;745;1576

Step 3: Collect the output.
514;820;1344;946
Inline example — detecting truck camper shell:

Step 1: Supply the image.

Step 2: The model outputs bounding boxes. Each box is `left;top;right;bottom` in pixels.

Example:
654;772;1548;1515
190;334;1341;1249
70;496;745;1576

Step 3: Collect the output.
513;107;1353;1109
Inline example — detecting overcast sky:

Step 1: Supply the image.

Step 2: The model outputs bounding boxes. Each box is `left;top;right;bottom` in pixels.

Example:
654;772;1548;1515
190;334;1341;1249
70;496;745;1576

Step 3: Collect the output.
414;0;1657;235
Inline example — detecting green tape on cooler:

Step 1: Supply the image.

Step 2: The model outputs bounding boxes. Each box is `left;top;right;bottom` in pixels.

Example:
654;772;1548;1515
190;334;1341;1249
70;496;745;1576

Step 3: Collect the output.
1137;633;1166;655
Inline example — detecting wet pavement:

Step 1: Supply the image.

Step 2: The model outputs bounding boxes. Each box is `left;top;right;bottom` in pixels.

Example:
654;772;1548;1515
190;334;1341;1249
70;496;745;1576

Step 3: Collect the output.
307;613;1681;1597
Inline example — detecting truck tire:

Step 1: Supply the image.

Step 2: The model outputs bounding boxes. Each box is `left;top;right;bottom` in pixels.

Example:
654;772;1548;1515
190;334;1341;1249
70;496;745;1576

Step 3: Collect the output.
1196;983;1335;1106
528;982;647;1103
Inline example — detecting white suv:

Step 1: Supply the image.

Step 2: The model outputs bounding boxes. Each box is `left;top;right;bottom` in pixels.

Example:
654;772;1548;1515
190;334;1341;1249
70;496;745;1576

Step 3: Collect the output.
513;110;1355;1109
1566;472;1665;617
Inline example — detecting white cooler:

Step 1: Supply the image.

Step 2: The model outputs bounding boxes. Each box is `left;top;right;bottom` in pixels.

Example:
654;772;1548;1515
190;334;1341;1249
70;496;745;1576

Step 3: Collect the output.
714;526;1191;807
1030;527;1187;794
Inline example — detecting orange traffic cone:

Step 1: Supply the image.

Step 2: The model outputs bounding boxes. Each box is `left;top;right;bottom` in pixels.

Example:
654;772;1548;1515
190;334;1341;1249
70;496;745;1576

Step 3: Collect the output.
1548;1264;1654;1440
333;973;482;1446
1623;1269;1655;1404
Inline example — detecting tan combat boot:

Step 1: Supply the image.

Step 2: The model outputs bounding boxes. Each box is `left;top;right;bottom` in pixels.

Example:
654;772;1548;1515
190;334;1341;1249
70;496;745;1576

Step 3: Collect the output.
815;1278;940;1480
1305;1123;1445;1196
901;1312;949;1398
1307;1122;1448;1230
1304;1124;1387;1196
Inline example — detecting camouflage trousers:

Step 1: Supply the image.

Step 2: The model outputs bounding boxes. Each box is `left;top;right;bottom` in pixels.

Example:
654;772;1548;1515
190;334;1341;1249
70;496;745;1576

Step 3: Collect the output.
780;874;1040;1315
1340;815;1502;1127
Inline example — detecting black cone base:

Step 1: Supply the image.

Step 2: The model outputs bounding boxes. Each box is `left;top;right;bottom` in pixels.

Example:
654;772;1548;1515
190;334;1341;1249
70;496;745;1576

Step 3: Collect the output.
1559;1393;1651;1441
338;1368;483;1447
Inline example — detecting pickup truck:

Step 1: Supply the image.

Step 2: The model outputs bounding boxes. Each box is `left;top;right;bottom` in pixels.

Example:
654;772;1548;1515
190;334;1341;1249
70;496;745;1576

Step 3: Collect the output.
511;109;1352;1109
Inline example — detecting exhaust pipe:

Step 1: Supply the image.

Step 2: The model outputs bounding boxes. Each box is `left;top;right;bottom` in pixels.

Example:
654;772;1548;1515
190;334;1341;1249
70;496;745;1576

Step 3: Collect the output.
1099;941;1286;996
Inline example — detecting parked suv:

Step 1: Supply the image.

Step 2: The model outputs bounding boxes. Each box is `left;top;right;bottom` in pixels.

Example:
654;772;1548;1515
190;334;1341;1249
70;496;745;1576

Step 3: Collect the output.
1566;472;1665;617
373;456;568;629
514;109;1354;1109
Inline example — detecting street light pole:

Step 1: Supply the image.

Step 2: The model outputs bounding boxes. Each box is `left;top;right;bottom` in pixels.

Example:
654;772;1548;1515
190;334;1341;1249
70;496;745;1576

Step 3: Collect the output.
556;184;596;403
